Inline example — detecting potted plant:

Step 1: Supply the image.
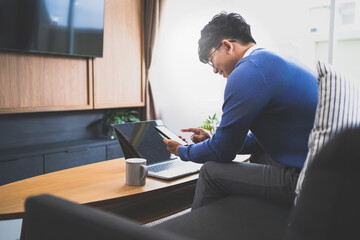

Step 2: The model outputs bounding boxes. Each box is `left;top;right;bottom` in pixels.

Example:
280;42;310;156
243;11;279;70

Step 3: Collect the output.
198;113;220;136
101;109;140;139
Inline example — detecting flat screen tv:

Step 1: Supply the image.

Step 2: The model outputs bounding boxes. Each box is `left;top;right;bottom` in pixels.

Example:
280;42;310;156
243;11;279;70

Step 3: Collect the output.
0;0;105;58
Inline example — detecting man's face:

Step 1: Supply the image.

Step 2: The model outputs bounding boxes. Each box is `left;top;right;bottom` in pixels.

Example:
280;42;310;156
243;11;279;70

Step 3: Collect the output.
207;40;237;78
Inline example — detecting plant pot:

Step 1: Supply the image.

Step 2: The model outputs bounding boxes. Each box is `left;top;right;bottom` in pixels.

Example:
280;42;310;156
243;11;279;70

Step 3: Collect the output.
103;122;117;139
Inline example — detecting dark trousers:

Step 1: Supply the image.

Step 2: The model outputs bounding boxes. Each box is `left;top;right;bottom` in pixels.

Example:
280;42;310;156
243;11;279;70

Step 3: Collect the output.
192;153;300;210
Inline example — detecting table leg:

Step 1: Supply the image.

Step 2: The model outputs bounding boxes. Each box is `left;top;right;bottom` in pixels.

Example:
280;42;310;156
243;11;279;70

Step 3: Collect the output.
20;218;25;240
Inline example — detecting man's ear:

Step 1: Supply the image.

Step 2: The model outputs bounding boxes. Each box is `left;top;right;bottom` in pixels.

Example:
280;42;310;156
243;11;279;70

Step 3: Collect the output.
222;40;234;53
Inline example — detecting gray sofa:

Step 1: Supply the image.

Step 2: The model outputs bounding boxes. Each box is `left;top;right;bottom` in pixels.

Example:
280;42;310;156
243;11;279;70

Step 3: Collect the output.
24;127;360;240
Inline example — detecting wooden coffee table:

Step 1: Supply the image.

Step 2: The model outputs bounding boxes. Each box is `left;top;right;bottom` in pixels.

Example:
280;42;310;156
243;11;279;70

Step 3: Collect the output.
0;158;198;224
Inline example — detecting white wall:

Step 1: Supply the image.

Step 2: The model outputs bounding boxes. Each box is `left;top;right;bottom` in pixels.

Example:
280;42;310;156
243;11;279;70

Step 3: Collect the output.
149;0;321;138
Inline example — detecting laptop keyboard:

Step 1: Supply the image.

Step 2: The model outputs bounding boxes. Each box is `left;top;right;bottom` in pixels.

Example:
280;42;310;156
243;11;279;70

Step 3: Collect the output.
149;161;191;173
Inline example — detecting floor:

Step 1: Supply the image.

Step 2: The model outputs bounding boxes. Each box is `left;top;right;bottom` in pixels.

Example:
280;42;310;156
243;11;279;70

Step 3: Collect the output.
0;219;22;240
143;208;191;227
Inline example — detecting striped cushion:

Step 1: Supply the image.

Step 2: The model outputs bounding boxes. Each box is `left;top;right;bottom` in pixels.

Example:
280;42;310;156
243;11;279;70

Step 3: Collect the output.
295;61;360;200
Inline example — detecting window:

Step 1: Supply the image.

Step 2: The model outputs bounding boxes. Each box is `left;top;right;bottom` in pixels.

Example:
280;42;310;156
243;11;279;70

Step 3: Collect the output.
310;0;360;78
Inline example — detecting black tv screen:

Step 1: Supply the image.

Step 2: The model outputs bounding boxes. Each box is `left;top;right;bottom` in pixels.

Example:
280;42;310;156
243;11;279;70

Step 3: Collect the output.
0;0;104;57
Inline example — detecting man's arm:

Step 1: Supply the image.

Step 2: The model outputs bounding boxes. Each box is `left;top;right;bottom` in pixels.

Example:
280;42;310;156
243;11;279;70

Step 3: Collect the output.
238;132;264;154
177;61;271;163
163;128;210;156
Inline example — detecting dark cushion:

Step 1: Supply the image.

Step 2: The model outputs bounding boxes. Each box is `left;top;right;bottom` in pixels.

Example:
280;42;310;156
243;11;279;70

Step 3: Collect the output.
286;127;360;240
155;195;291;240
25;194;188;240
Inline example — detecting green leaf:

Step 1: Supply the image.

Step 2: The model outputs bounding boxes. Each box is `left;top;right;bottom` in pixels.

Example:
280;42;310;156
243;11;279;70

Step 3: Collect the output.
128;116;139;122
198;113;220;136
101;109;140;124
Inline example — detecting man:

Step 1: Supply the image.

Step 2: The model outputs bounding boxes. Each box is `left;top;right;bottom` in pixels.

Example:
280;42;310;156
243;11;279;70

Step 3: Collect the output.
163;12;318;209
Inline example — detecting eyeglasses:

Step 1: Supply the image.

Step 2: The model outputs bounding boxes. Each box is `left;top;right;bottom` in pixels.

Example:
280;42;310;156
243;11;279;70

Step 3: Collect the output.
207;39;236;68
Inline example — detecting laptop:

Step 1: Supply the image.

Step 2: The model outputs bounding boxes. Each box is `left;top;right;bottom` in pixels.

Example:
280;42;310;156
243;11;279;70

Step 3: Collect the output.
113;120;202;180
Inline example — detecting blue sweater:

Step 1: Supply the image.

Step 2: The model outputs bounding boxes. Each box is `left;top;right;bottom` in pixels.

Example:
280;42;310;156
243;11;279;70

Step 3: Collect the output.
178;49;318;168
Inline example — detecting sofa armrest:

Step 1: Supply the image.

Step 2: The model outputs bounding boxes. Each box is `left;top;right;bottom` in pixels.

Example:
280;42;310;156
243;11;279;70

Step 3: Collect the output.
24;194;189;240
154;195;292;240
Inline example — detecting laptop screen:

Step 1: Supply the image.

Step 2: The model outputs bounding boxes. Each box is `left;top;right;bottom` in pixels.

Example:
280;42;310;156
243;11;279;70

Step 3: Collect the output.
114;121;175;165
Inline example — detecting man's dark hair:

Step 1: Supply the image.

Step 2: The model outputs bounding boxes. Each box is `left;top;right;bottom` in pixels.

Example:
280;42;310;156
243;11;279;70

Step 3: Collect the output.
198;12;256;63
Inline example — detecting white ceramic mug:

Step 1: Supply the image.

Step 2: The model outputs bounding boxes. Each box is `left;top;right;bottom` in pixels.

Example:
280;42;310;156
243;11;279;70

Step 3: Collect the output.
125;158;148;186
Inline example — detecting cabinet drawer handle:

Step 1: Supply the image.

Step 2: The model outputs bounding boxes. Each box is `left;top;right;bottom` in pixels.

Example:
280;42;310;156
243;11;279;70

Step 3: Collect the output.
66;148;89;153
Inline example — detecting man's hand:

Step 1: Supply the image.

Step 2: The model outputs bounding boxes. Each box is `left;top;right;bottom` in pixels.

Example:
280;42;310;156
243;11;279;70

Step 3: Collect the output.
163;138;181;156
181;128;211;143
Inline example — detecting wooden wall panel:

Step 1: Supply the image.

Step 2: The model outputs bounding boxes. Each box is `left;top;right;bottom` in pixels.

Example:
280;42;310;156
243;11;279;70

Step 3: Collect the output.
0;0;144;114
93;0;144;109
0;52;92;113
